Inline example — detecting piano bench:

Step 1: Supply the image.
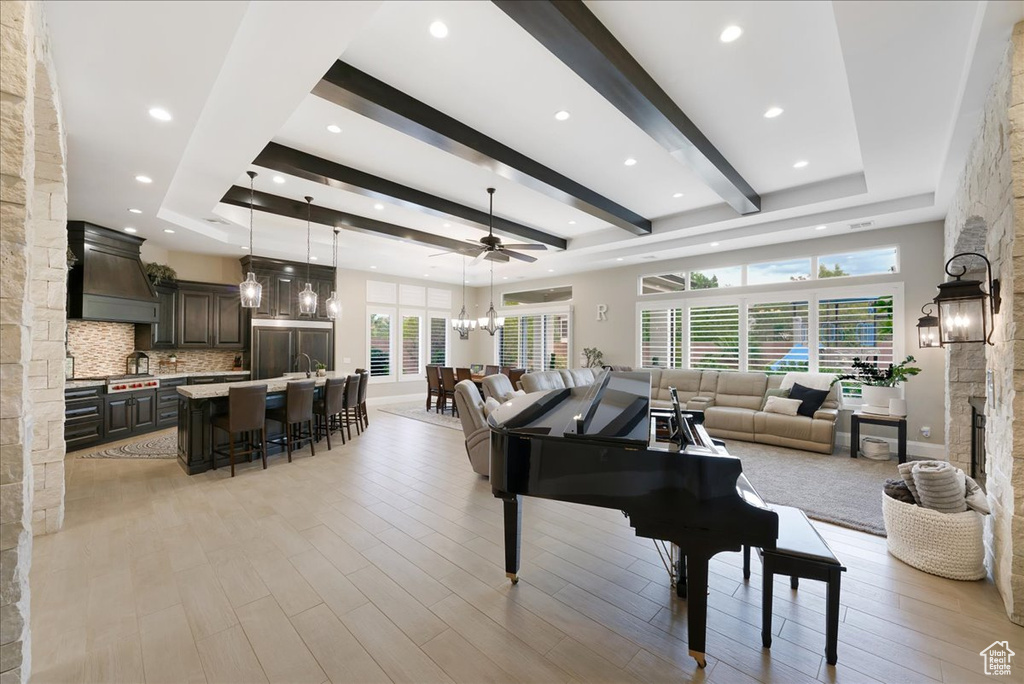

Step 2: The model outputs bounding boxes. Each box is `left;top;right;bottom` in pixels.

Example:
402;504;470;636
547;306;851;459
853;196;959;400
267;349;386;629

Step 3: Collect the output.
742;506;846;666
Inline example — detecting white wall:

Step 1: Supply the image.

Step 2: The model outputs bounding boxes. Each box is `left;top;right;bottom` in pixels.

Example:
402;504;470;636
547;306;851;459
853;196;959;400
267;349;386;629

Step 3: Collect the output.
467;221;947;452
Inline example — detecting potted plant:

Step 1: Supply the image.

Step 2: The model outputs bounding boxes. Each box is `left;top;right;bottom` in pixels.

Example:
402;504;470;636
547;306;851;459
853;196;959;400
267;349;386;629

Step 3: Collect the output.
144;262;177;286
581;347;604;369
315;361;327;377
832;355;921;413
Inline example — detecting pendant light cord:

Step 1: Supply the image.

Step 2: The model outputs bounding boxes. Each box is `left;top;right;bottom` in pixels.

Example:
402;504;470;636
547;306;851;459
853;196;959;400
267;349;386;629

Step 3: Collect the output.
304;196;313;283
246;171;257;255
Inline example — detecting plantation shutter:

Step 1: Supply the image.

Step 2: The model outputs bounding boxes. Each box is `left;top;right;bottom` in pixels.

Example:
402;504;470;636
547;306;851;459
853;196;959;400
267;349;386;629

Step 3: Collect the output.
400;315;421;376
747;300;810;374
369;313;391;377
521;314;545;371
689;304;740;371
429;317;447;365
546;313;570;369
640;309;671;368
498;317;520;367
818;295;894;397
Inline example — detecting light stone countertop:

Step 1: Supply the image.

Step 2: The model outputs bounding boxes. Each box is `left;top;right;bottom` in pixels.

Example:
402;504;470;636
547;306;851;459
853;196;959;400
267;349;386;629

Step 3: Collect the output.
176;371;349;399
65;379;106;389
66;371;250;391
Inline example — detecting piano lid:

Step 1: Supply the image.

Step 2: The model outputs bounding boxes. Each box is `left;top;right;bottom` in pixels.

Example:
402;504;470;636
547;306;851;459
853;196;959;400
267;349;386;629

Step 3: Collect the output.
489;371;652;447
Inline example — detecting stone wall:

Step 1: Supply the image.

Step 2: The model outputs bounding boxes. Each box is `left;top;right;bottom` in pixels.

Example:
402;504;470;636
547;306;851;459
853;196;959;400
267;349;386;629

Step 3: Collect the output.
943;23;1024;626
0;1;66;680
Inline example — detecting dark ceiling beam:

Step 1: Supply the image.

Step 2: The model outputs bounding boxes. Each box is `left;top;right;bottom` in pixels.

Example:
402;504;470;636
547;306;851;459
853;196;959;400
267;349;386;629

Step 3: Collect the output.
313;61;652;235
255;142;566;250
220;186;469;253
494;0;761;216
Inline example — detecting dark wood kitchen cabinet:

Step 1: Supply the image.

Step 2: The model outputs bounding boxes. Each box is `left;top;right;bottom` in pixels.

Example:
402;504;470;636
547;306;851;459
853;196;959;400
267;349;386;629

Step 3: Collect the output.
213;292;245;348
64;385;104;451
251;326;333;380
273;275;296;319
104;389;156;438
240;255;338;321
156;377;187;428
177;289;213;348
134;284;177;350
137;281;247;351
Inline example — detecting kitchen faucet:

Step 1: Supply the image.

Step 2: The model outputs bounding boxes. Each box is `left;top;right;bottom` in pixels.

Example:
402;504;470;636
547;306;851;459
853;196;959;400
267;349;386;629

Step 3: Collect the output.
295;353;312;378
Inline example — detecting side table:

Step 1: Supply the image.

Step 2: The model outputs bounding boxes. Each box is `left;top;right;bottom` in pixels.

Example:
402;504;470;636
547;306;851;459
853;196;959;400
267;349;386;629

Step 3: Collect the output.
850;411;907;464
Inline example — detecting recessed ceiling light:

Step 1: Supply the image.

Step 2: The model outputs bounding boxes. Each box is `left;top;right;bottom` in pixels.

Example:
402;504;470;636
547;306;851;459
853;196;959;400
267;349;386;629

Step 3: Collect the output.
793;160;809;169
423;274;429;278
554;110;570;121
128;208;142;214
672;192;684;198
763;106;784;119
310;256;317;261
240;246;249;250
135;175;153;184
370;265;377;269
272;176;285;184
326;124;342;134
124;227;137;233
502;276;508;280
547;269;554;273
616;258;624;261
720;25;743;43
710;242;720;247
568;220;576;225
163;229;175;234
429;20;448;38
624;158;637;167
148;107;172;122
815;225;828;231
374;203;384;211
443;222;451;228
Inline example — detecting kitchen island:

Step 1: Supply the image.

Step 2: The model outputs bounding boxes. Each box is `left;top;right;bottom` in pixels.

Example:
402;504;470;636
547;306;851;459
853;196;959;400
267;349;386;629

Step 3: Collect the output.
176;371;348;475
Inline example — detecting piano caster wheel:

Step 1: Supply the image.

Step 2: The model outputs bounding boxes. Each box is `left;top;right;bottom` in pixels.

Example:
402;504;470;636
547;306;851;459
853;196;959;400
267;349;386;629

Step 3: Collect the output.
507;572;519;584
689;651;707;669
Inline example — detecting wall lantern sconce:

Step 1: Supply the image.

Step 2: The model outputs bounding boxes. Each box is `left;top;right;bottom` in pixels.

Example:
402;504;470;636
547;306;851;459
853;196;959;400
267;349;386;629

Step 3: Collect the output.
933;252;1000;345
916;304;942;348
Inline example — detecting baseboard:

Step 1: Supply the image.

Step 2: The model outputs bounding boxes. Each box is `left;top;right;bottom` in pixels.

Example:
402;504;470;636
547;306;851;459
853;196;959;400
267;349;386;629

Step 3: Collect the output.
367;393;422;407
835;431;946;460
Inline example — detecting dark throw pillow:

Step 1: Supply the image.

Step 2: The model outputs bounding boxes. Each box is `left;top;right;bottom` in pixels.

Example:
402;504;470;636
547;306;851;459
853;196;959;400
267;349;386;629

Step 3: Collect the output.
788;383;829;418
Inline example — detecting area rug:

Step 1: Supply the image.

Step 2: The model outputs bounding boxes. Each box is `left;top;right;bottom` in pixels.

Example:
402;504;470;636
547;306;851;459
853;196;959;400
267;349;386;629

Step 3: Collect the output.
78;432;177;459
377;403;462;431
726;441;902;536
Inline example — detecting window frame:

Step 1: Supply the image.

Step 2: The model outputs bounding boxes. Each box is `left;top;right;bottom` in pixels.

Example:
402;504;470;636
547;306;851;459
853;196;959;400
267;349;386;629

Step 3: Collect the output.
427;310;450;367
367;307;396;384
492;304;573;372
398;309;424;380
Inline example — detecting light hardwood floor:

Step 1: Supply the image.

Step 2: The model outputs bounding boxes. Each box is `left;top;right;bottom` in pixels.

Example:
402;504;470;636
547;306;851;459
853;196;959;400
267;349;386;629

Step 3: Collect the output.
30;409;1020;684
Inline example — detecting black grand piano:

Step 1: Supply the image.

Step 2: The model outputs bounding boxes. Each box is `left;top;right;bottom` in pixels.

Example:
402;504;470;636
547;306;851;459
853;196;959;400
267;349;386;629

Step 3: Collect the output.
488;370;779;668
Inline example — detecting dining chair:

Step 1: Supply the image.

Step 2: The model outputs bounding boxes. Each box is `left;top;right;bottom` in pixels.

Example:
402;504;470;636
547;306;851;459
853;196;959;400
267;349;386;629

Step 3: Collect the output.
456;367;472;383
440;367;458;416
508;367;526;389
484;365;499;376
426;364;442;412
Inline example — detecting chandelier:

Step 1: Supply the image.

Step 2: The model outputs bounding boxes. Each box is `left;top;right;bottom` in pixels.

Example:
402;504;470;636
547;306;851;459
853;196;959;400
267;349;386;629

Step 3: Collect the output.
478;261;505;336
239;171;262;308
452;256;476;338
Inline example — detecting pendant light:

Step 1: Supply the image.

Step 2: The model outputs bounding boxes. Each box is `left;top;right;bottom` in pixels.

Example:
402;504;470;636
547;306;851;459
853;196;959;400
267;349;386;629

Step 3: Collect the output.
452;256;476;339
325;228;340;320
478;260;505;335
298;196;318;315
239;171;263;308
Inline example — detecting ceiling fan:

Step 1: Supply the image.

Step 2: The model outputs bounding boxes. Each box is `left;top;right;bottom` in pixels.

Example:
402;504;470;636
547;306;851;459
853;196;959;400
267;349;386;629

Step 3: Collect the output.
432;187;546;264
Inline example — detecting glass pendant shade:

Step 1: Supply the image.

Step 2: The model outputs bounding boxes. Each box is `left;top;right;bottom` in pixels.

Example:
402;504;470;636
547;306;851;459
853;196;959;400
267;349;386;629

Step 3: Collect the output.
325;291;340;320
935;278;988;345
299;282;318;315
916;304;941;348
240;271;262;309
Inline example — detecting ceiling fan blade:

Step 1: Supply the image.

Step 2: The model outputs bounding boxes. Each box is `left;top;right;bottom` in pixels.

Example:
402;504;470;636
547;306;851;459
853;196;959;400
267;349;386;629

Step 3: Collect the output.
485;251;510;263
429;246;481;257
501;244;547;251
470;251;488;266
503;249;538;263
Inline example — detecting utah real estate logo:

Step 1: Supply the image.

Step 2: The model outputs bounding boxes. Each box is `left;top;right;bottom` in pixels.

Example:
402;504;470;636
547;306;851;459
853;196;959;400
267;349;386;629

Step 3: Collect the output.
980;641;1014;676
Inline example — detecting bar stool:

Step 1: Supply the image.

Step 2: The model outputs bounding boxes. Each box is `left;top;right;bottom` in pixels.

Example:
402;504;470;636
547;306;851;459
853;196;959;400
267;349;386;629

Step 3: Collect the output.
211;384;268;477
341;374;362;441
266;380;316;462
314;376;346;449
357;368;369;429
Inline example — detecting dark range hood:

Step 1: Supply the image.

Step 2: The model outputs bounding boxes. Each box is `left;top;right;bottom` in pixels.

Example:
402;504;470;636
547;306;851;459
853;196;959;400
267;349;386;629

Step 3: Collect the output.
67;221;159;323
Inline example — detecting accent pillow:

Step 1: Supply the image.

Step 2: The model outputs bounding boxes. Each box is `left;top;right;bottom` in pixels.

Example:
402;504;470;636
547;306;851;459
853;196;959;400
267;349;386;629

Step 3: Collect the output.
788;382;830;418
760;387;790;410
482;397;501;417
763;396;802;416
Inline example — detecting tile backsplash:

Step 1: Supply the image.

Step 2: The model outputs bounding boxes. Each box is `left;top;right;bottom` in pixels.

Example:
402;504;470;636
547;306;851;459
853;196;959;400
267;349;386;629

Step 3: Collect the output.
67;320;243;377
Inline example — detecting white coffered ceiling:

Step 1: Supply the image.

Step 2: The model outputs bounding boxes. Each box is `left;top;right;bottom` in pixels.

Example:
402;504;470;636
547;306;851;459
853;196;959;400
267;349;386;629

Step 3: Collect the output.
44;0;1022;286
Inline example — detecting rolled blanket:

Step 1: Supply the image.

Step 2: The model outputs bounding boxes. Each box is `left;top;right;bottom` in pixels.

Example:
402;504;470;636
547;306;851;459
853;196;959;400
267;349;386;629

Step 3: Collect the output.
884;478;917;505
964;475;991;514
897;462;920;504
912;461;967;513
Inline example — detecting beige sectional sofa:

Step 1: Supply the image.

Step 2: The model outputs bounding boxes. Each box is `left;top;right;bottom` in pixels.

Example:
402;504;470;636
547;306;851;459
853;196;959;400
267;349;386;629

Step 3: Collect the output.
518;367;839;454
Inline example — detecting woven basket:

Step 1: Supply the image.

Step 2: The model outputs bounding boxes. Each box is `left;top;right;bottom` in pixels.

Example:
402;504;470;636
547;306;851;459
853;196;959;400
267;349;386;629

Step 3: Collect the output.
882;493;986;580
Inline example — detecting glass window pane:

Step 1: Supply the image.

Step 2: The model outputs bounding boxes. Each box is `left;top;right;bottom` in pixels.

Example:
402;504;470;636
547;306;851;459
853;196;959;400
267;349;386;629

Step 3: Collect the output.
690;266;742;290
818;247;898;278
503;286;573;306
429;317;447;365
401;316;420;375
747;258;812;285
818;295;894;398
689;304;740;370
747;301;810;374
547;314;569;369
369;313;391;377
641;273;687;294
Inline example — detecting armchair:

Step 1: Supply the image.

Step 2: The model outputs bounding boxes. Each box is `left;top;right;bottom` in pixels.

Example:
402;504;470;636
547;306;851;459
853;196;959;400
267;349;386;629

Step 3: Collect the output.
453;380;490;476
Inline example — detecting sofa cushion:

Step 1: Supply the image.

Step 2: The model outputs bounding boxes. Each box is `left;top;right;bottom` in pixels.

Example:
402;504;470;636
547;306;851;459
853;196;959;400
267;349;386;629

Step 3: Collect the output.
656;369;702;402
714;372;767;410
763;396;802;416
705;406;756;434
753;411;814;441
761;387;790;410
519;370;566;393
789;382;830;417
561;368;600;388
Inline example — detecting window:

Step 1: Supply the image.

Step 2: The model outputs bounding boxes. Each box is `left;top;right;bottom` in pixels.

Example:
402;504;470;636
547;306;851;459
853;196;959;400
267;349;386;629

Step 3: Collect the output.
690;266;742;290
640;308;682;368
689;304;740;370
818;247;898;278
400;315;421;377
640;273;687;295
369;312;392;378
429;316;448;365
819;295;893;398
748;258;812;285
747;300;809;374
503;286;572;306
496;310;571;371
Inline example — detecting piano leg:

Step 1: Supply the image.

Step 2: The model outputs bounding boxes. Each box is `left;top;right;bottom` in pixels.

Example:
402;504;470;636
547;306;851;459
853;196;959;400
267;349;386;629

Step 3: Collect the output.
685;555;709;668
675;555;687;599
501;494;521;584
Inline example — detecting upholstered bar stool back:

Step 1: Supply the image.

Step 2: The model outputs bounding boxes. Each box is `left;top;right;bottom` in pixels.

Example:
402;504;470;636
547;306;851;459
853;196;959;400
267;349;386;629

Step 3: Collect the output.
211;384;268;477
266;379;316;463
314;377;346;449
342;373;362;440
357;369;369;428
